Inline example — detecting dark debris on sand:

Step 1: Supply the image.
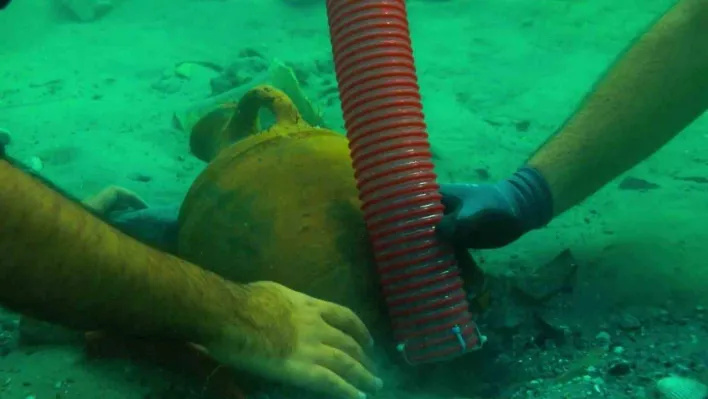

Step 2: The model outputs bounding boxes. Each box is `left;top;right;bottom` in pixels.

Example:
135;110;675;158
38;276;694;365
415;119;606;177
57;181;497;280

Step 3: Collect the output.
381;249;708;399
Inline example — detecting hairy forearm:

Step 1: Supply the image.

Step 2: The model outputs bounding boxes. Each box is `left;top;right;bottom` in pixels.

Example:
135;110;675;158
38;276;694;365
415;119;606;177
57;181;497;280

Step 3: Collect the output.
528;0;708;215
0;159;250;344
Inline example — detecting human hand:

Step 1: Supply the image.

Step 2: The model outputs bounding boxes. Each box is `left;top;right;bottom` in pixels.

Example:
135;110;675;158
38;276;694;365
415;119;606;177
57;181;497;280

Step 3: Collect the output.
108;205;181;252
203;281;382;399
83;185;148;215
438;182;526;249
437;167;554;249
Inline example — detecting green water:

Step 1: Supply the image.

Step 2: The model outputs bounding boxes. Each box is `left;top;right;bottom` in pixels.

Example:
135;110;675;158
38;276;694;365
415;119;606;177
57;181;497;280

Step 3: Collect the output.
1;1;707;398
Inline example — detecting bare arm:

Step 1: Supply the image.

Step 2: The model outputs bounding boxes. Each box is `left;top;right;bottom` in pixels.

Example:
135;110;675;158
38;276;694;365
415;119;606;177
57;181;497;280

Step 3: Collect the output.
0;158;253;345
0;157;383;399
528;0;708;215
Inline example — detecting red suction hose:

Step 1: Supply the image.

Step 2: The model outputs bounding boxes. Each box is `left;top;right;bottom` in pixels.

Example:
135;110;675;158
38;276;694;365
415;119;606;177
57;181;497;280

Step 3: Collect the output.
326;0;484;364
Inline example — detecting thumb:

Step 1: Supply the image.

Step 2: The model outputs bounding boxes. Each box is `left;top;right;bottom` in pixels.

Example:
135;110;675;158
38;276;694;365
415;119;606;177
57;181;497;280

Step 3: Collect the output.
456;209;525;249
436;212;459;242
437;192;463;243
113;187;149;210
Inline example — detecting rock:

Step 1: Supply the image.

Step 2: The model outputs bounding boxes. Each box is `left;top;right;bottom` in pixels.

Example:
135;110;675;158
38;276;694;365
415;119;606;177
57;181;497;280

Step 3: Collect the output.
534;311;573;345
173;61;221;81
595;331;611;343
128;172;152;183
209;52;268;95
513;249;579;304
60;0;114;22
656;375;708;399
616;313;642;331
27;156;43;172
618;176;660;191
488;305;527;335
607;359;632;376
151;76;183;94
0;128;11;147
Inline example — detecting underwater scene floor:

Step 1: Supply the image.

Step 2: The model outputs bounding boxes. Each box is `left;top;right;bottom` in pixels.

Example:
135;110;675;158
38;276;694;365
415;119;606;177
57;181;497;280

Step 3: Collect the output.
2;0;708;398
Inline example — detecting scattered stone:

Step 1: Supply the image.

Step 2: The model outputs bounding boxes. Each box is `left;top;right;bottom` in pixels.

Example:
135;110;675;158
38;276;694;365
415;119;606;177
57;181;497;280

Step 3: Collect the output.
513;249;578;304
607;359;632;376
595;331;611;343
515;119;531;132
209;51;269;95
535;311;573;345
0;128;11;148
656;375;708;399
487;305;527;335
27;156;43;172
674;176;708;184
450;242;708;398
151;76;183;94
618;176;660;191
60;0;115;22
128;173;152;183
474;167;491;180
616;313;642;331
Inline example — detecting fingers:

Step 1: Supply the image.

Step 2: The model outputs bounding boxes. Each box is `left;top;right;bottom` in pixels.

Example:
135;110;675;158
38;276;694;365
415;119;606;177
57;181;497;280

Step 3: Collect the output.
436;212;459;241
113;187;149;210
317;304;382;398
459;210;524;249
439;194;460;216
309;346;380;398
321;325;375;372
86;186;148;215
438;183;475;199
319;302;373;350
299;364;367;399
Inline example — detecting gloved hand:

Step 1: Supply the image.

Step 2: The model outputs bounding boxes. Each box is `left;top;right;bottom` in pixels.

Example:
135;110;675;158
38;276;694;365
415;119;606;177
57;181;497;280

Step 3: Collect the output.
83;185;148;215
437;166;554;249
110;205;181;253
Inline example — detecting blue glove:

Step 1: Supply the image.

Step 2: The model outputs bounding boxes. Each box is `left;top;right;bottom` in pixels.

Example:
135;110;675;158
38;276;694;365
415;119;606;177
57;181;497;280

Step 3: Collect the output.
437;166;554;249
109;205;181;254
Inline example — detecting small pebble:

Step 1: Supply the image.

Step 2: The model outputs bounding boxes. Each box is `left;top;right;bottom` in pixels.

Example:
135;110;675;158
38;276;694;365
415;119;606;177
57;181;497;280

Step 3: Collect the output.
0;128;11;147
657;375;708;399
595;331;611;342
27;156;43;172
608;359;632;376
617;313;642;331
128;173;152;182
